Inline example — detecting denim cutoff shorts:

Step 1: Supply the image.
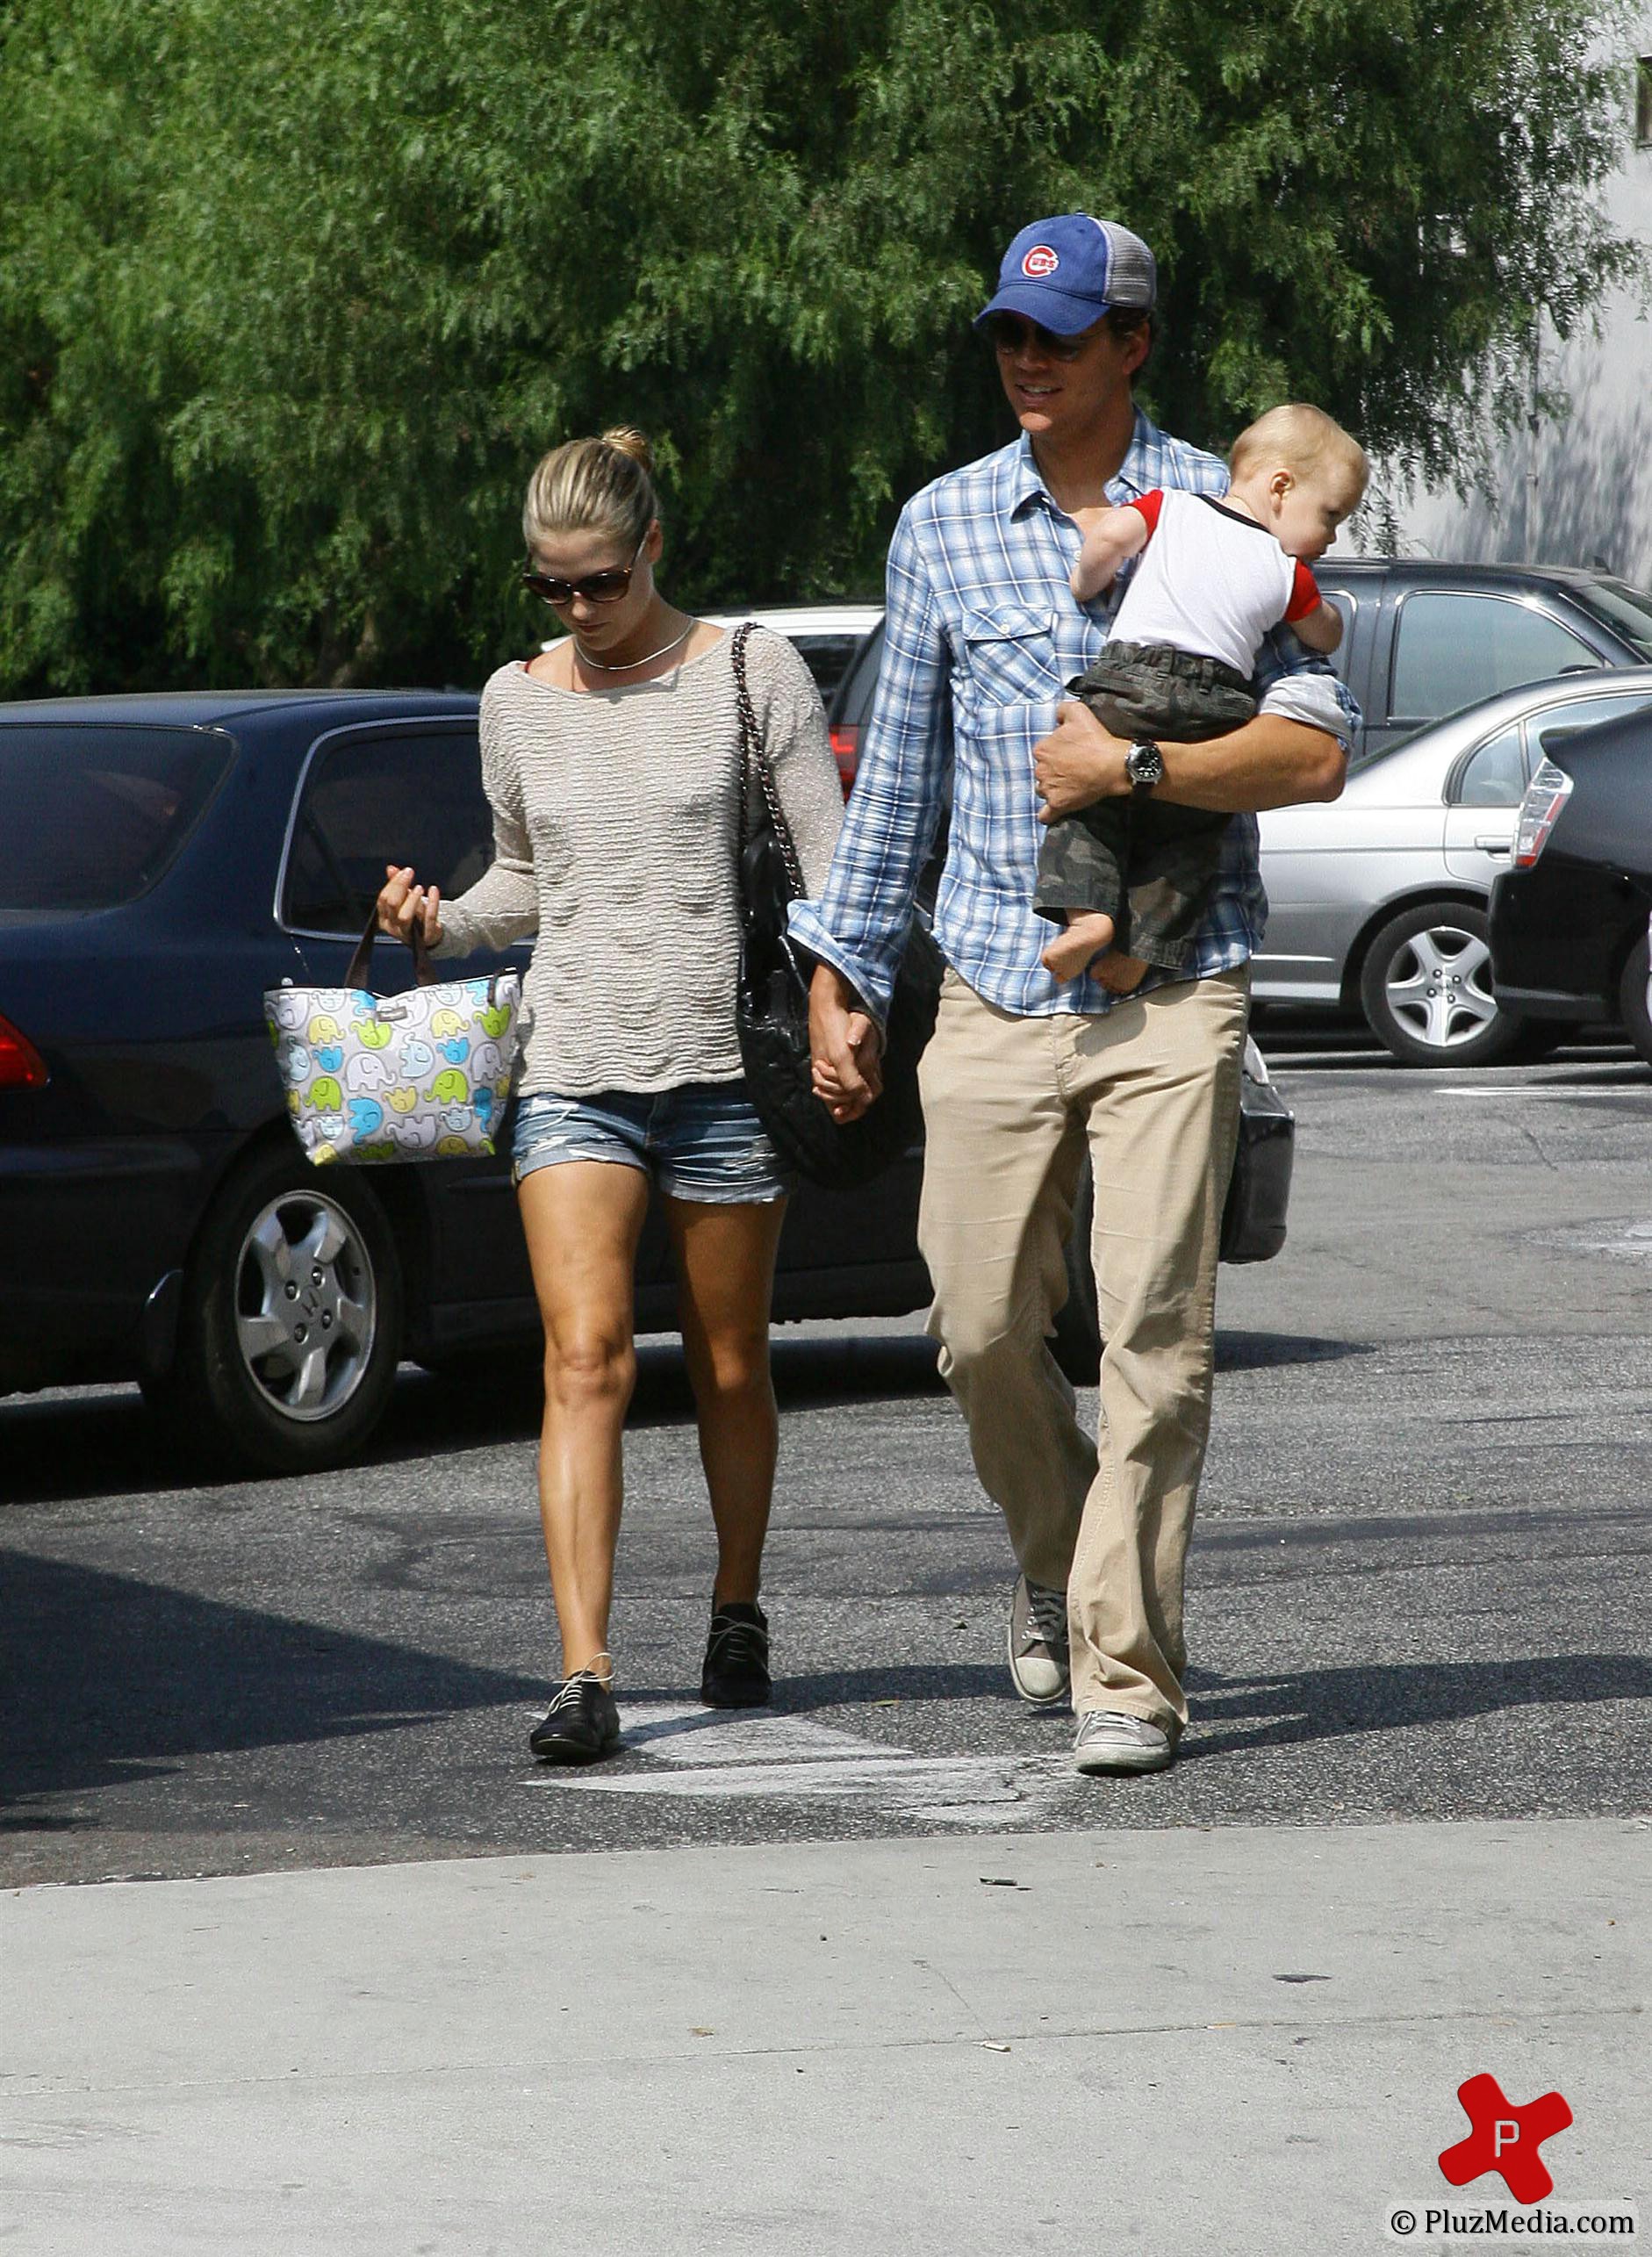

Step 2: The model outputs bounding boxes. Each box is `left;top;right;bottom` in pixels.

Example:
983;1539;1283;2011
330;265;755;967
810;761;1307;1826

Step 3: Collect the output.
512;1081;791;1204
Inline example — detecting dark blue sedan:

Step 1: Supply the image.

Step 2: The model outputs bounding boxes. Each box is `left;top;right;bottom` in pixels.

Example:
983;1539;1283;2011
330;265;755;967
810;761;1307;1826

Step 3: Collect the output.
0;690;1289;1472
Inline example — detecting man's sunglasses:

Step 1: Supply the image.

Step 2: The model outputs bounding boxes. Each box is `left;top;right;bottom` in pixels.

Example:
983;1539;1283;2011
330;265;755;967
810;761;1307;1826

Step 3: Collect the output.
982;313;1091;362
521;531;647;607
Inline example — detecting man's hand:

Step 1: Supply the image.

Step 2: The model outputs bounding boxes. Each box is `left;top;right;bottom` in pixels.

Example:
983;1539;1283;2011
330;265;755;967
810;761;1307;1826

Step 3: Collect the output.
1036;705;1347;817
808;963;885;1123
1033;701;1131;823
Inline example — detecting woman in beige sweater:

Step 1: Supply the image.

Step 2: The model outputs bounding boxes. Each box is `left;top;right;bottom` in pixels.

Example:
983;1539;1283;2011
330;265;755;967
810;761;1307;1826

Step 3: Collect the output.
377;429;843;1765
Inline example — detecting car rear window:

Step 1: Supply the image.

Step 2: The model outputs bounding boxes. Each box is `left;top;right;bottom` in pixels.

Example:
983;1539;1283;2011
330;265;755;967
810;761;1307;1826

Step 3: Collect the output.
788;634;866;704
1529;689;1652;763
1572;579;1652;662
0;723;233;913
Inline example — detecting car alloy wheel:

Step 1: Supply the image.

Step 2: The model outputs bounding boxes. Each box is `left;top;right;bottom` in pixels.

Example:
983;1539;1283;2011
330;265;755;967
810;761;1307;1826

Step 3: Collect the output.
147;1140;406;1474
1384;924;1496;1048
234;1190;377;1422
1359;900;1527;1067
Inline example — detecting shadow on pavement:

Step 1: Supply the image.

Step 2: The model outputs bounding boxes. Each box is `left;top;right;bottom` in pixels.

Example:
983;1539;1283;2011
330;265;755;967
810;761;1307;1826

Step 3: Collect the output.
1184;1652;1652;1757
0;1335;953;1508
1214;1333;1369;1373
332;1333;951;1461
1;1327;1377;1509
0;1551;541;1823
0;1389;196;1511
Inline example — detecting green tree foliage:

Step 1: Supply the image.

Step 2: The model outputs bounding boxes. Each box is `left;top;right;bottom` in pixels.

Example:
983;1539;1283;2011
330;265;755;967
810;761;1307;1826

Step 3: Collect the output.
0;0;1638;690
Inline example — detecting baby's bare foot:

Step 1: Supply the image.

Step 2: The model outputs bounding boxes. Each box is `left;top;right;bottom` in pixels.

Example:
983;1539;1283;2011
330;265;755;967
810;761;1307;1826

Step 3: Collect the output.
1094;951;1149;994
1042;911;1116;983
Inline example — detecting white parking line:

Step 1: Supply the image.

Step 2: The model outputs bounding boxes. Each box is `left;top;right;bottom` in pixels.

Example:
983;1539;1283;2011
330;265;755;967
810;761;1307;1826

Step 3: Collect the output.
521;1701;1073;1826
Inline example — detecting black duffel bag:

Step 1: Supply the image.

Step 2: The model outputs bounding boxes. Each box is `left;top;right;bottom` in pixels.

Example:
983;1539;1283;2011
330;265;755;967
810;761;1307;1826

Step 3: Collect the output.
730;624;943;1190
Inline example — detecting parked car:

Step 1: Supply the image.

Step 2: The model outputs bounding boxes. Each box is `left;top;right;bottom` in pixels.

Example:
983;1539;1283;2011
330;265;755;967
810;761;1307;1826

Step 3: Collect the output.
0;690;1292;1472
1314;561;1652;765
825;562;1652;773
1255;670;1652;1063
1489;702;1652;1067
703;604;883;720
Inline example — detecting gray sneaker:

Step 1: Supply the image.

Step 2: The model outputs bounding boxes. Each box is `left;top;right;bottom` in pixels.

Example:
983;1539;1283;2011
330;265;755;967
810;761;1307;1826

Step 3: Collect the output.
1006;1575;1071;1707
1073;1710;1174;1775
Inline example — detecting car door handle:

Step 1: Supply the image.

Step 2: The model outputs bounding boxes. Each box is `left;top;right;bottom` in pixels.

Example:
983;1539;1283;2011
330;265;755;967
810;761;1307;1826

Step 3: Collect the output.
1475;837;1512;857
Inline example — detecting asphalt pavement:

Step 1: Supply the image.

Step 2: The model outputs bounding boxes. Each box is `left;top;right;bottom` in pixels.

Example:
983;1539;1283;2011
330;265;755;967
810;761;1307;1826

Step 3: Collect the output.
3;1029;1649;2247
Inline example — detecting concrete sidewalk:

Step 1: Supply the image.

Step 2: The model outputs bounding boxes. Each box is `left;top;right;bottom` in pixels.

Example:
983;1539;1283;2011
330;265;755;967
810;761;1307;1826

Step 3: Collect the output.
4;1818;1646;2253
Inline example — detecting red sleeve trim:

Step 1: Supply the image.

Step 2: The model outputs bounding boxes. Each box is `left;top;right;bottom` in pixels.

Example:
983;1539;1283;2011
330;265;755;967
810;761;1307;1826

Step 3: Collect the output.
1284;560;1321;622
1127;490;1165;535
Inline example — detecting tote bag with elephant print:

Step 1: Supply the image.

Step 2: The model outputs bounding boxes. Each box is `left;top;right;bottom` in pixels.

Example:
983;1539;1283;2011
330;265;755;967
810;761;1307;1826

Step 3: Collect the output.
264;912;521;1167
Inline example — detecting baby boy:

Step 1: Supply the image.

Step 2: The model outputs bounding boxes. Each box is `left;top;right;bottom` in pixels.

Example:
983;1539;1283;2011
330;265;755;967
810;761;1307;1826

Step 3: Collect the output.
1038;402;1368;987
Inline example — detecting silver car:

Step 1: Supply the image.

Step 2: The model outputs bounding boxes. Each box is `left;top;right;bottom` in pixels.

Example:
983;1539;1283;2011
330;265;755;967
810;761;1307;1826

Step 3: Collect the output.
1255;667;1652;1064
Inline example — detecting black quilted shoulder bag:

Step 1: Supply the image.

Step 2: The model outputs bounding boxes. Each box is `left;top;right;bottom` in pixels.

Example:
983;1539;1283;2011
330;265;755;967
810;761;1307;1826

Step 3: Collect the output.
729;622;944;1190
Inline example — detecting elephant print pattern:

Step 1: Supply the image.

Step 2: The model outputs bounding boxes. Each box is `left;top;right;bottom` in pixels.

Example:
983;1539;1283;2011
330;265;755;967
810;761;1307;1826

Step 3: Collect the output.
264;972;522;1166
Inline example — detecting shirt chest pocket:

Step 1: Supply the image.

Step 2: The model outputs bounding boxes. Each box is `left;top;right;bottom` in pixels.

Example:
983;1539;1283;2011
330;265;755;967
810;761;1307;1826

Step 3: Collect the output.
954;603;1065;710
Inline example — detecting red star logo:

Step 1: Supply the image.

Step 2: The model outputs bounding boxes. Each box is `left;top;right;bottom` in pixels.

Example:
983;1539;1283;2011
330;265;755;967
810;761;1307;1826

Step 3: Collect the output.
1438;2073;1573;2204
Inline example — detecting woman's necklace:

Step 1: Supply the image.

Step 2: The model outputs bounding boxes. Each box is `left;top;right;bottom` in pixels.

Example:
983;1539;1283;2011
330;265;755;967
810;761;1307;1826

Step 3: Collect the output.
572;620;695;673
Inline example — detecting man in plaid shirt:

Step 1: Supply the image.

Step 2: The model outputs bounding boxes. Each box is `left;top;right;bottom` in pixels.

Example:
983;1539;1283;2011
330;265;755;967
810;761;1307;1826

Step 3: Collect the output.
793;213;1356;1776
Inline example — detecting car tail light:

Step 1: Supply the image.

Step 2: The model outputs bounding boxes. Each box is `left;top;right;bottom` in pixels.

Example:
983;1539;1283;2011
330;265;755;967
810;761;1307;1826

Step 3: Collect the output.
1512;758;1575;868
0;1012;48;1089
829;724;861;796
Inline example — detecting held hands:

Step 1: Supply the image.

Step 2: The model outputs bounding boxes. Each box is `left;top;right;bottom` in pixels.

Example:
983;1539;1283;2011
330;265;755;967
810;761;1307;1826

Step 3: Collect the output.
808;963;884;1123
376;863;445;951
1032;701;1132;823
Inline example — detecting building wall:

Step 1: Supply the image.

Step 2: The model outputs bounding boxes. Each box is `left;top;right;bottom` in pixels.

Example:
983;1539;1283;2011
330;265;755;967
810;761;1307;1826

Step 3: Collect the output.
1377;24;1652;586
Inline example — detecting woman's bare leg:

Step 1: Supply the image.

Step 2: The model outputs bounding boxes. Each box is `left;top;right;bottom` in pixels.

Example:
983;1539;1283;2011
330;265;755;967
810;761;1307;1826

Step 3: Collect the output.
517;1160;650;1677
665;1196;787;1606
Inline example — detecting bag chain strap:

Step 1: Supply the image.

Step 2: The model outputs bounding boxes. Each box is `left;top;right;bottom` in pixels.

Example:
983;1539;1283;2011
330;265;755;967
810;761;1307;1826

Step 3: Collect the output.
731;622;807;902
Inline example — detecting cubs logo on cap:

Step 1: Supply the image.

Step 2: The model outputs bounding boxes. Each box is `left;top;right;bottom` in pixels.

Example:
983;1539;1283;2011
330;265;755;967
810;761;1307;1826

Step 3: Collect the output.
977;214;1157;337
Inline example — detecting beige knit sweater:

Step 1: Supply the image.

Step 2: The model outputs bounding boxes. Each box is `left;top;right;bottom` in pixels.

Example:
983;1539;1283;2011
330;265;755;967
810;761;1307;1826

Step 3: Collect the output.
434;629;844;1096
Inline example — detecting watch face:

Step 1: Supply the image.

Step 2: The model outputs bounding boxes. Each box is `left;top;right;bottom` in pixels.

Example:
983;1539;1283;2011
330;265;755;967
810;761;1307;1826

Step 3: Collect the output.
1128;742;1164;785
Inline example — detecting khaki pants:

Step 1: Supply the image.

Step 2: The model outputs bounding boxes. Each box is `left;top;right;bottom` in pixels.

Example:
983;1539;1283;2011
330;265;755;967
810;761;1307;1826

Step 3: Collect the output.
916;965;1248;1732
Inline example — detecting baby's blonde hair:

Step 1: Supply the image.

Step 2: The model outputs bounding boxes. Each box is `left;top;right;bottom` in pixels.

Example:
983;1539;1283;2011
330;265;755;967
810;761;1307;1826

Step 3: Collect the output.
523;426;658;555
1230;404;1368;498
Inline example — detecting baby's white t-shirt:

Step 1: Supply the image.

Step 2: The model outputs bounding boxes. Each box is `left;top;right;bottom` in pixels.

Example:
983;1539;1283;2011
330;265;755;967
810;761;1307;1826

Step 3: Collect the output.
1109;488;1322;678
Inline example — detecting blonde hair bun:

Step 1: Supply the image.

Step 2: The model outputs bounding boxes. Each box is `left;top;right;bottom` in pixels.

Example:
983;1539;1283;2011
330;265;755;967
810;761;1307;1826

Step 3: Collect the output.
523;428;660;554
600;426;654;473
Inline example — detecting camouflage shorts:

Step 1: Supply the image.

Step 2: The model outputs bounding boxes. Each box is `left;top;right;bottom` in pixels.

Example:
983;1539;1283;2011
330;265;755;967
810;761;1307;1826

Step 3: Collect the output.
1035;640;1257;974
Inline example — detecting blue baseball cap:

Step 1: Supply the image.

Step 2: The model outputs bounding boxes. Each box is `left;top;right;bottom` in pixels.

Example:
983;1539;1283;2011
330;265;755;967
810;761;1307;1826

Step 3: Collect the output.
975;214;1158;334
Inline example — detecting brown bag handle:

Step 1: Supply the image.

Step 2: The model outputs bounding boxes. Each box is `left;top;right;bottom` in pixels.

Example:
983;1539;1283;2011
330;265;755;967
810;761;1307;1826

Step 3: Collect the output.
345;904;435;991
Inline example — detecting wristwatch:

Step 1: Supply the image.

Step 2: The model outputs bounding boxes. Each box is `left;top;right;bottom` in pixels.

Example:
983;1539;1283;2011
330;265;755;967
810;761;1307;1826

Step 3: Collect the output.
1125;739;1166;794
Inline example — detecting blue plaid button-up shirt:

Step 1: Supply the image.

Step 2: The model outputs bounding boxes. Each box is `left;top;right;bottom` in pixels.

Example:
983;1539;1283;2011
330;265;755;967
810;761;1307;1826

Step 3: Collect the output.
789;415;1360;1021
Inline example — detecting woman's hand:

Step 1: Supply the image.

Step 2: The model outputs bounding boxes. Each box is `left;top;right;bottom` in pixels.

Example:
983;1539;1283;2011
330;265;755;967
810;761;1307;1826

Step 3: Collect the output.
808;962;883;1122
377;863;445;951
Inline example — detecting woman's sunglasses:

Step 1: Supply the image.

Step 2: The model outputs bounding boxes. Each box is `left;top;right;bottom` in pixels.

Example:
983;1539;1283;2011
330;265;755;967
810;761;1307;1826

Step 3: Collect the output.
982;313;1090;362
521;530;647;607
